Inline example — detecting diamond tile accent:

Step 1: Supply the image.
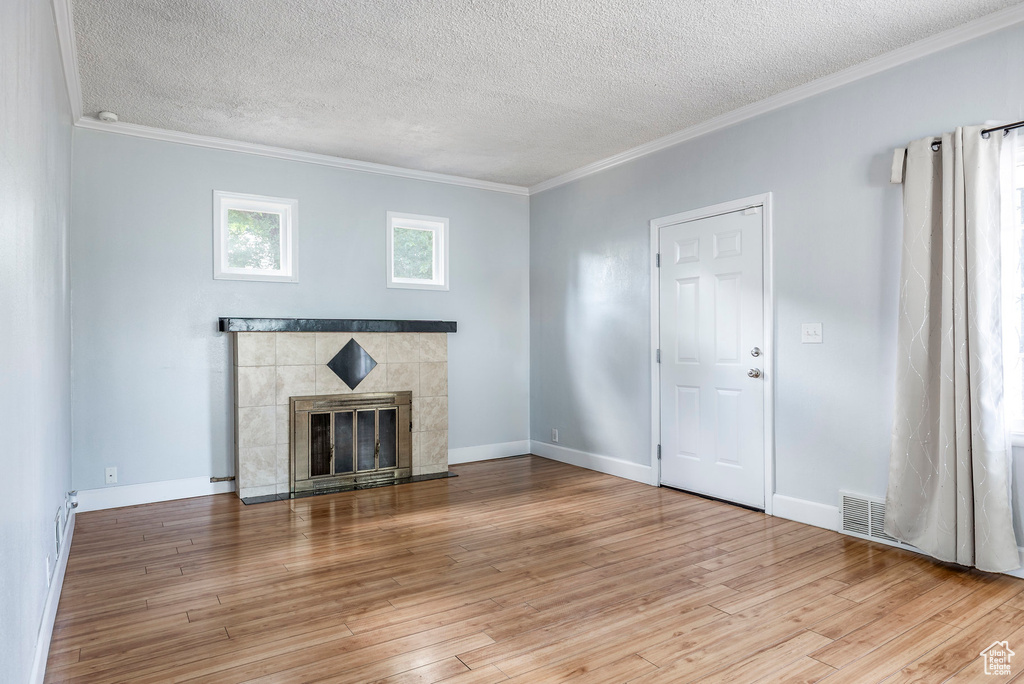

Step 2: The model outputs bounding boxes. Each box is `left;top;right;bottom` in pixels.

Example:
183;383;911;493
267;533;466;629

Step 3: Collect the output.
326;339;377;389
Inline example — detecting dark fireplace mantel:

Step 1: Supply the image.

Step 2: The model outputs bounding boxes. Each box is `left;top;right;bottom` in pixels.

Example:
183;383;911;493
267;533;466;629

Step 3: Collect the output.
218;318;457;333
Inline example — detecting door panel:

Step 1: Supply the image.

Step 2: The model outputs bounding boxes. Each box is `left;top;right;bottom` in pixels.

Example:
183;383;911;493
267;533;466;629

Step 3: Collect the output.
659;207;764;508
675;278;699;362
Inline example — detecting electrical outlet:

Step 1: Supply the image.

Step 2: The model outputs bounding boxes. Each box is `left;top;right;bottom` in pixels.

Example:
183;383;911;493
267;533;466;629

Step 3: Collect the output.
105;467;117;484
551;428;559;443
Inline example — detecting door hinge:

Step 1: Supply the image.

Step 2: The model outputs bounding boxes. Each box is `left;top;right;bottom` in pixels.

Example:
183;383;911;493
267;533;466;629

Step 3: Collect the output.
656;348;661;363
657;444;661;460
655;253;660;267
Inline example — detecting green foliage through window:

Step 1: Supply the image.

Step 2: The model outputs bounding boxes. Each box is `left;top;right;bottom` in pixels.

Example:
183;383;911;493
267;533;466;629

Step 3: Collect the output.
227;209;282;270
393;226;434;280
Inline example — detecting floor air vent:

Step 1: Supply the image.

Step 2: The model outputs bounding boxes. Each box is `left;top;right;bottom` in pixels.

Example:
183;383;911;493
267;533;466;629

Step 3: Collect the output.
839;491;911;549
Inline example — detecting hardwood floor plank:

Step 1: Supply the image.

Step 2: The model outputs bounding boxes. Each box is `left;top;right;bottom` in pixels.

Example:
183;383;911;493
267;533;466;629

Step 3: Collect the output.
884;605;1024;683
629;596;854;683
43;648;80;669
692;630;834;684
363;656;470;684
489;603;725;681
710;576;847;615
46;627;231;682
116;617;361;683
813;619;960;683
810;575;980;669
436;664;509;683
943;655;1021;683
931;575;1024;628
807;569;949;641
507;653;657;683
480;602;727;677
721;540;867;593
750;656;836;683
251;632;495;684
832;559;929;603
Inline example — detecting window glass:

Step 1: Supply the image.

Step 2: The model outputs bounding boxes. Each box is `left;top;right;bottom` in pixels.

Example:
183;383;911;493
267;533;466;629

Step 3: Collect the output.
227;209;282;270
393;226;435;280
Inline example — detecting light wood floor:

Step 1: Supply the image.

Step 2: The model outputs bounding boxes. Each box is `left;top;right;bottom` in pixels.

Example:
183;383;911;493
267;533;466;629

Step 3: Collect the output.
46;456;1024;683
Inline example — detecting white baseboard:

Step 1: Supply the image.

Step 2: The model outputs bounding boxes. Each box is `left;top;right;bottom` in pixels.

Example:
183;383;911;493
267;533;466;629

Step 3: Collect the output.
75;476;236;512
30;512;75;684
772;494;839;531
530;440;655;485
448;440;531;464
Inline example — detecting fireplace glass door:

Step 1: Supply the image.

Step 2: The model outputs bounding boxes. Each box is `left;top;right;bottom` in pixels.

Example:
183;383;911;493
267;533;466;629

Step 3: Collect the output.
291;392;412;494
308;408;399;477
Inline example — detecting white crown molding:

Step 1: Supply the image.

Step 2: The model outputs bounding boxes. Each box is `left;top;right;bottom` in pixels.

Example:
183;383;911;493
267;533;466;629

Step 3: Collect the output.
74;118;530;196
50;0;82;121
528;3;1024;195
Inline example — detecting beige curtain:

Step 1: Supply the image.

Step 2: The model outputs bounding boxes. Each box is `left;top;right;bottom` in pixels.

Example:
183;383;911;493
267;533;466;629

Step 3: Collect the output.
885;125;1020;573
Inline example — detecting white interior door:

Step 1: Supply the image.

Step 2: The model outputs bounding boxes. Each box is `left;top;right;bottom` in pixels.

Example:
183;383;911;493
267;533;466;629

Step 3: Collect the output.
658;206;765;508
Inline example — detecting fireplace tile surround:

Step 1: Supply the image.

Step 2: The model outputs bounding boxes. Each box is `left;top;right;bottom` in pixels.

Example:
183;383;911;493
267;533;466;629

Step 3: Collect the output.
226;320;455;500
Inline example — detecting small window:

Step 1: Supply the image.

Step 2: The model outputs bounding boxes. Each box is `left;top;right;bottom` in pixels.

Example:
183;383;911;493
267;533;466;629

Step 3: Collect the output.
386;212;449;290
214;191;297;282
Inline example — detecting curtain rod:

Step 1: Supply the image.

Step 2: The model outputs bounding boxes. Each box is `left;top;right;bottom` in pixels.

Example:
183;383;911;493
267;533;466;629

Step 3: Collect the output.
927;120;1024;149
981;119;1024;138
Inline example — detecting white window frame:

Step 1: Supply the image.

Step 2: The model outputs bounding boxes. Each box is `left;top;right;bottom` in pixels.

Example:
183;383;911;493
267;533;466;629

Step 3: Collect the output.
214;190;298;283
386;211;449;291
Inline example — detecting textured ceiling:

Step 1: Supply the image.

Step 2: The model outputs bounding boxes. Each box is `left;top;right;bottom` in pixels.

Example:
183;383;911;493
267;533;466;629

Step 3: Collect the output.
74;0;1022;187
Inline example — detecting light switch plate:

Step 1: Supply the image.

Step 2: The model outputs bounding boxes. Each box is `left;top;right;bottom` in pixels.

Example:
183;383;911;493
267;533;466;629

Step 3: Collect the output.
801;323;823;344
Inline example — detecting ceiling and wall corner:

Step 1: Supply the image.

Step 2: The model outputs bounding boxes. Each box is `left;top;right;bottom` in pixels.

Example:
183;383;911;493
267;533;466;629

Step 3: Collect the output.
57;0;1024;193
72;117;531;195
51;0;81;120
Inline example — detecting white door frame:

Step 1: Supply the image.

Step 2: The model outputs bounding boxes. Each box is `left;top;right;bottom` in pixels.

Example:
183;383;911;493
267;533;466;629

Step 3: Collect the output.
649;193;775;514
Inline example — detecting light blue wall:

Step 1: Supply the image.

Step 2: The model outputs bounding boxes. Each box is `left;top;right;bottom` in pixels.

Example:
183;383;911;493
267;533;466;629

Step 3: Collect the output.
530;24;1024;511
0;0;74;679
71;130;530;490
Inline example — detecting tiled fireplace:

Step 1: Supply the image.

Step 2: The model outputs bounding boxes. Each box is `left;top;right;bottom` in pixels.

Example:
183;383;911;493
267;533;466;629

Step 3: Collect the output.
220;318;456;500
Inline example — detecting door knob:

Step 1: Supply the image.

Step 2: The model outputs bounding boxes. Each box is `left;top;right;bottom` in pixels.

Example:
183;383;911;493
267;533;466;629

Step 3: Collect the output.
751;347;761;357
748;368;762;378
